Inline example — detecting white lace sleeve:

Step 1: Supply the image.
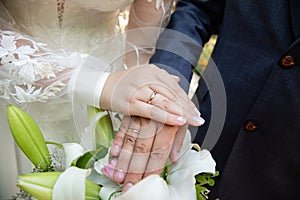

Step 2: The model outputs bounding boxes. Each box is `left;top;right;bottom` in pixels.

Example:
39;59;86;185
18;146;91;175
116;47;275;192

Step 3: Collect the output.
0;30;66;103
0;29;108;107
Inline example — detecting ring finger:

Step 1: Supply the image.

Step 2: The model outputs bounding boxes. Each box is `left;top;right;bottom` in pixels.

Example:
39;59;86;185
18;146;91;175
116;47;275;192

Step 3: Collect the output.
113;117;141;183
122;118;157;190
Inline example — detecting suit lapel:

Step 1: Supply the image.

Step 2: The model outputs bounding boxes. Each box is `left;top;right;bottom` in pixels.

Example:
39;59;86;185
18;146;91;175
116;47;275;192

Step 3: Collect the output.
289;0;300;39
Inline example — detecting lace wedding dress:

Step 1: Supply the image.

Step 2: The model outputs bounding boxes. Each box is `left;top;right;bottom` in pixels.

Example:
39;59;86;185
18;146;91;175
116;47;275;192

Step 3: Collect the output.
0;0;171;198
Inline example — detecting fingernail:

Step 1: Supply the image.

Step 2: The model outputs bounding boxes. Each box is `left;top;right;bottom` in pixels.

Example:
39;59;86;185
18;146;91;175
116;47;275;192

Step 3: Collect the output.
116;170;125;181
101;166;114;179
176;116;187;124
111;145;121;156
194;108;201;116
110;158;118;168
123;183;134;192
192;115;205;125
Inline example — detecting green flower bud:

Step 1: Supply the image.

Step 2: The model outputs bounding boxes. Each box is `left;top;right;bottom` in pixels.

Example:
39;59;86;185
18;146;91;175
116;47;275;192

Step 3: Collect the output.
7;105;51;171
17;172;101;200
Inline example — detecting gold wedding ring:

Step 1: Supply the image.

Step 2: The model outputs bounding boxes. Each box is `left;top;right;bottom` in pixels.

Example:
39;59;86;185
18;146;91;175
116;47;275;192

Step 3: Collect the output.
128;128;140;135
147;91;157;104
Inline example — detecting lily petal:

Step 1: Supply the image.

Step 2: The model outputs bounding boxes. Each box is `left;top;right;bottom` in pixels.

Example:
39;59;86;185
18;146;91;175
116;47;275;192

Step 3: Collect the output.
52;166;91;200
94;148;110;174
167;131;216;200
62;143;85;168
116;175;170;200
168;170;197;200
168;131;216;175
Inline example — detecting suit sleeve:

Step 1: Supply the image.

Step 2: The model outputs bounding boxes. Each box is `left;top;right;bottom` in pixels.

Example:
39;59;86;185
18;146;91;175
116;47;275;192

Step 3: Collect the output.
150;0;225;91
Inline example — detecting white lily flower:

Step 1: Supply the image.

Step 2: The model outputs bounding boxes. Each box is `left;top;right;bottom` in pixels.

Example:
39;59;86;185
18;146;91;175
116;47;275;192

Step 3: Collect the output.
167;149;215;200
62;143;85;168
115;174;170;200
52;166;91;200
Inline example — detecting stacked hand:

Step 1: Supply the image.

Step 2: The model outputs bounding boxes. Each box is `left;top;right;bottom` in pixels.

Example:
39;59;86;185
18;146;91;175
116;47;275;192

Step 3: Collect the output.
101;64;204;126
100;64;204;191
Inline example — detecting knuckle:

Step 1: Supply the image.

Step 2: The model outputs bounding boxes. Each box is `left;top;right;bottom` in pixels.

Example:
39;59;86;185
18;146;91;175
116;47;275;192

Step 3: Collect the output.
149;106;159;117
135;143;150;153
128;95;136;104
119;125;128;133
149;64;158;70
149;106;167;124
158;68;167;74
125;135;137;146
113;135;124;146
150;148;165;160
161;98;171;110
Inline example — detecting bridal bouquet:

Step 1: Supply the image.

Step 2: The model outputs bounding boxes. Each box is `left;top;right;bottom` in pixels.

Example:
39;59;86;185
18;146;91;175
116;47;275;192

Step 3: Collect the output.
7;105;217;200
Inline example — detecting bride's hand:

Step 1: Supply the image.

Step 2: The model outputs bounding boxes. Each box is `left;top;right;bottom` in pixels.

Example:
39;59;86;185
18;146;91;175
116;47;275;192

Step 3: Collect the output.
100;64;204;126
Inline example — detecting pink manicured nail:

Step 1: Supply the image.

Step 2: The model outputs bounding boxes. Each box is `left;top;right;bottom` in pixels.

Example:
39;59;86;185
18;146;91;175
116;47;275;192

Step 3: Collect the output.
123;183;134;192
176;116;187;124
192;115;205;125
101;158;118;180
116;170;125;181
109;158;118;167
101;166;114;179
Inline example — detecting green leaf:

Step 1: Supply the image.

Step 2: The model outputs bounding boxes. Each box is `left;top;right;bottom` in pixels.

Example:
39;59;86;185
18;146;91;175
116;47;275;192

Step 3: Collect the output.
7;105;51;171
213;171;220;177
207;179;215;186
196;185;209;200
76;146;108;169
87;106;114;149
195;175;207;185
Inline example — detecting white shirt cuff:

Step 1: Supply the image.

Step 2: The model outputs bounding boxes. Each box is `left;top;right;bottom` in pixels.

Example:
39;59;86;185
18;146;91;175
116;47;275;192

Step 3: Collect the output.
71;65;110;108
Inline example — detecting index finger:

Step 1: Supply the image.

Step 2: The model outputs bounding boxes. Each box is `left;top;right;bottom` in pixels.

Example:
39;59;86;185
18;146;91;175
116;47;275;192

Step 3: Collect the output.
122;118;157;191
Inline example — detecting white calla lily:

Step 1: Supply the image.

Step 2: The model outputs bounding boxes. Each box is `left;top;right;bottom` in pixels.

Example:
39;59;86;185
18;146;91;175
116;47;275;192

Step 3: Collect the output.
115;175;170;200
167;149;215;200
166;131;215;199
52;166;91;200
62;143;85;167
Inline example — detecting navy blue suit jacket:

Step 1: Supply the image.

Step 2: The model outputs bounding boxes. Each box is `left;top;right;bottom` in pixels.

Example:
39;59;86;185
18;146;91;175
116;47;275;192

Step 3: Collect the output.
151;0;300;199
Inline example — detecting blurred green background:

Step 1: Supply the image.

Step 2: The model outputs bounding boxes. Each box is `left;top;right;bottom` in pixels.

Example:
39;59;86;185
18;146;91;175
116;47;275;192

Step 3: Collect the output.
195;35;217;74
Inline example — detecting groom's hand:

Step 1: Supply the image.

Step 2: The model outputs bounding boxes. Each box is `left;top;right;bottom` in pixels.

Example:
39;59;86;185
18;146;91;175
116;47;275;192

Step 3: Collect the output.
111;116;177;187
108;116;188;192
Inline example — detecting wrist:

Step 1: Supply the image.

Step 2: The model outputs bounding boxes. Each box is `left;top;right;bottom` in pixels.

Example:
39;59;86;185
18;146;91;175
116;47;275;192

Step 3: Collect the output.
100;72;117;110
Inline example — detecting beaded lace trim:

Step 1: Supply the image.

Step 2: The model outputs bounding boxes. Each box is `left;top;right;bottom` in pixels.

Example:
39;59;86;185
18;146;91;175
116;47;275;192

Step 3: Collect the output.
57;0;65;27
